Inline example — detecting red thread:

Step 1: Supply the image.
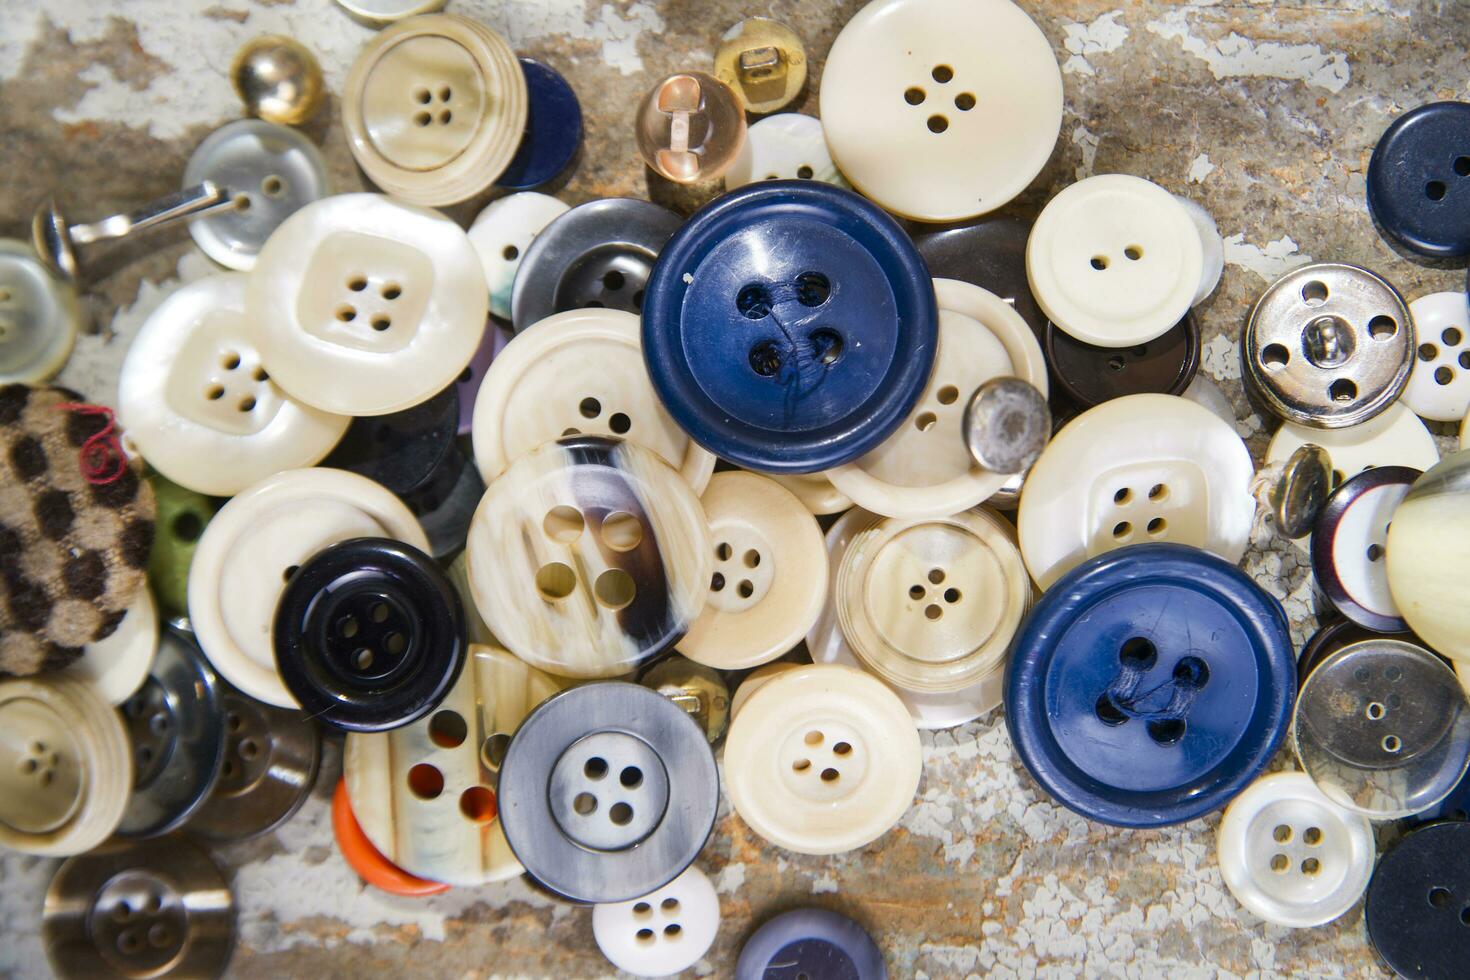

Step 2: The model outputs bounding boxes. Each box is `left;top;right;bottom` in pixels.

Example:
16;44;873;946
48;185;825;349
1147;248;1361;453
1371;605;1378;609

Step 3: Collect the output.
52;403;128;485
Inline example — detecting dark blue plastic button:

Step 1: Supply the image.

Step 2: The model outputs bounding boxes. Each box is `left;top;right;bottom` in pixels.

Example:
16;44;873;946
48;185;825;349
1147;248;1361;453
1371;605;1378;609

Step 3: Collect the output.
1005;543;1295;827
497;59;582;191
1366;101;1470;258
1366;822;1470;979
735;908;886;980
642;181;938;473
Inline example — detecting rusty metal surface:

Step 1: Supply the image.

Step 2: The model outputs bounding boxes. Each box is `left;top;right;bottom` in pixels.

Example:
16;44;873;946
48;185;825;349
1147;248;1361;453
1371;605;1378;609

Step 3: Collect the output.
2;1;1466;976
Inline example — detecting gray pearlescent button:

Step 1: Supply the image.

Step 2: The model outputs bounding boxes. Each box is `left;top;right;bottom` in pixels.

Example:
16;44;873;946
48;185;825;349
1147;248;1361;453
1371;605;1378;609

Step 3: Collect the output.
0;238;81;384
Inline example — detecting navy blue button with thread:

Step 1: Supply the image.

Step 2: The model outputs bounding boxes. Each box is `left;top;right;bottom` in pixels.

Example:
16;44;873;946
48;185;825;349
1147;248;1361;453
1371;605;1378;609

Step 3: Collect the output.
1005;543;1295;827
496;58;581;191
1366;101;1470;259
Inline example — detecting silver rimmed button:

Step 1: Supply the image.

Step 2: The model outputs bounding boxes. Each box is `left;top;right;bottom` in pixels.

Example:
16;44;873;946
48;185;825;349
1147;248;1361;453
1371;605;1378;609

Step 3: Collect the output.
963;376;1050;475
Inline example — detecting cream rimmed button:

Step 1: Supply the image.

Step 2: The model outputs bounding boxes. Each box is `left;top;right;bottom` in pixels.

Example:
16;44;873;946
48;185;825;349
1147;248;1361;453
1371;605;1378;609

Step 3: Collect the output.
1018;393;1255;590
1386;452;1470;662
818;0;1062;222
835;508;1027;693
342;15;527;205
724;114;845;189
1404;291;1470;421
826;279;1048;519
1217;771;1374;928
466;192;569;321
768;472;853;516
187;467;427;707
62;587;157;706
1173;194;1224;306
592;865;720;977
730;662;804;720
724;663;921;855
471;308;715;493
1028;175;1204;348
246;193;487;417
333;0;445;26
344;643;562;886
1267;403;1440;554
120;273;349;496
679;472;826;671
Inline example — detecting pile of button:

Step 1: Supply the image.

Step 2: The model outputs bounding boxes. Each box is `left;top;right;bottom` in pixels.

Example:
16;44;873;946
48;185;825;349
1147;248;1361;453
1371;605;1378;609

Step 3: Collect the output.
4;0;1470;977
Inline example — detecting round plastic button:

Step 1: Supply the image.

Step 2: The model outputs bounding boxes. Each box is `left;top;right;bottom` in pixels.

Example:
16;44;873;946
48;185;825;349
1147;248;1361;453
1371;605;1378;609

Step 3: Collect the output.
188;467;428;707
1366;101;1470;259
643;181;939;473
320;383;458;497
144;471;220;618
1005;544;1295;827
1366;822;1470;980
332;778;450;897
736;908;886;980
1242;262;1413;428
183;119;331;272
636;71;746;183
1018;393;1255;590
62;587;157;706
1182;374;1235;425
679;472;826;671
826;278;1047;517
454;322;509;435
467;435;712;678
1046;310;1200;408
819;0;1062;222
472;308;715;492
1311;465;1418;633
724;113;844;189
768;471;854;516
1385;451;1470;661
0;240;80;384
1174;194;1225;306
911;215;1047;344
344;642;561;885
274;537;465;733
498;682;719;903
120;273;349;496
724;663;922;854
497;59;581;191
1404;291;1470;421
510;198;681;333
714;17;808;116
466;192;570;321
405;450;484;559
342;14;527;205
246;193;488;417
1294;639;1470;818
1028;175;1204;348
332;0;445;25
592;865;720;977
1216;771;1374;928
1297;617;1413;691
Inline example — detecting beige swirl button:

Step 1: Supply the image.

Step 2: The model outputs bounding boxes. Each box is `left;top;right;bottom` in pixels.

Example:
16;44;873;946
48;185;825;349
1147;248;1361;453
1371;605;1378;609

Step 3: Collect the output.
679;472;827;671
247;193;487;417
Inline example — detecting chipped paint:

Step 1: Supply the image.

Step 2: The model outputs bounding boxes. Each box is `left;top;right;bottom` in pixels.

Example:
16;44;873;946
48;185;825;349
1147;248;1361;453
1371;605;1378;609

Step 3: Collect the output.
1147;9;1351;93
1070;124;1100;180
1061;9;1128;77
1187;152;1217;183
1223;233;1314;281
1200;332;1242;382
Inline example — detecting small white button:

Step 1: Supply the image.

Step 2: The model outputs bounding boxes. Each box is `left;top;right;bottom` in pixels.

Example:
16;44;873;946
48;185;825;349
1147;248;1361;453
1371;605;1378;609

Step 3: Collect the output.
819;0;1062;221
0;238;80;385
467;192;569;321
724;663;921;855
187;467;428;707
1182;374;1235;425
61;587;157;706
247;193;488;417
1217;771;1374;928
120;273;349;496
1403;291;1470;421
471;308;715;493
1173;194;1225;306
1018;393;1255;590
1028;175;1205;348
724;113;846;189
826;279;1048;519
592;865;720;977
680;472;826;671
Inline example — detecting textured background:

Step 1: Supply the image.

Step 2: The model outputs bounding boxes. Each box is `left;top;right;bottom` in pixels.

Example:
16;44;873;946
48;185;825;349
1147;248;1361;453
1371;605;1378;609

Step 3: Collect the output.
1;0;1466;976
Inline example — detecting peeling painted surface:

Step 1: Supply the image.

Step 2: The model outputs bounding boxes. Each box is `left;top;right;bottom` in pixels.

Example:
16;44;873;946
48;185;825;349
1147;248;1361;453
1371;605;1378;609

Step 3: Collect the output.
2;0;1468;976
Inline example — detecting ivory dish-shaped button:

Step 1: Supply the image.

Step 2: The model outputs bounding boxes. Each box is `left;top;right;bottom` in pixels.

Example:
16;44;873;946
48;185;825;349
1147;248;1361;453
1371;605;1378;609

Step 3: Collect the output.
119;273;349;496
62;587;157;706
724;663;921;855
333;0;446;26
0;238;81;385
1387;451;1470;661
724;113;844;189
466;436;712;679
344;643;563;886
246;193;488;417
679;472;827;671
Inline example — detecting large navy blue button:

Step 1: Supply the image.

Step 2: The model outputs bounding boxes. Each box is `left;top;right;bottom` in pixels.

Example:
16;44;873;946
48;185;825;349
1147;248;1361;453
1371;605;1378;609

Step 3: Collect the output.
642;181;938;473
497;59;582;191
735;908;886;980
1366;101;1470;258
1366;822;1470;979
1005;543;1295;827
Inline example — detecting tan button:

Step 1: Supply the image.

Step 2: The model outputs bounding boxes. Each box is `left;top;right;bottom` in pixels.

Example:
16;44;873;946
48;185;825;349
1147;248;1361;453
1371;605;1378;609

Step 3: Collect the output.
679;472;827;671
714;18;808;115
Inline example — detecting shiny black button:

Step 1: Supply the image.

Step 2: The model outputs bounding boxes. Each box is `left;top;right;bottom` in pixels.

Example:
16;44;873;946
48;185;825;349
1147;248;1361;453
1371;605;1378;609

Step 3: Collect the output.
320;384;459;497
911;215;1046;343
1046;310;1200;408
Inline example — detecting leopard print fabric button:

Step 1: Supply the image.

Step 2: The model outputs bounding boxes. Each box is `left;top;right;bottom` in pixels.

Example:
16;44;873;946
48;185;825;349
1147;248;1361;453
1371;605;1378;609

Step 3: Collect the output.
0;385;155;677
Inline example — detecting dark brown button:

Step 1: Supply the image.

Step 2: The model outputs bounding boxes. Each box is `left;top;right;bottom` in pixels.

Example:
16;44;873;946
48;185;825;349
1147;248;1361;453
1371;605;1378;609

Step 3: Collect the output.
1045;310;1200;408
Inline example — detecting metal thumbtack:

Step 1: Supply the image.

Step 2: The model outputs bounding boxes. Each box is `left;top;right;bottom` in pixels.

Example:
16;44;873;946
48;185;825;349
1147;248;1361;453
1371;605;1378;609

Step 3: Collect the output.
963;377;1052;475
32;181;233;282
1253;443;1332;539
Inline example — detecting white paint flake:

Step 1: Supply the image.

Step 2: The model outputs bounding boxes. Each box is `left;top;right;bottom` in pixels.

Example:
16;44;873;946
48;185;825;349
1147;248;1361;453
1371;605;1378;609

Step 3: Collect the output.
1146;9;1350;93
811;872;839;894
1222;232;1313;281
1187;152;1217;183
1200;333;1242;383
1061;10;1129;76
715;861;747;894
1071;125;1100;181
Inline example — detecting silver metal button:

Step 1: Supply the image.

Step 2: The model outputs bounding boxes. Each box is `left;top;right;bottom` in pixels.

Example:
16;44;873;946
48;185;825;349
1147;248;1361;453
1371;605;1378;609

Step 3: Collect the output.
1254;442;1331;539
962;376;1051;475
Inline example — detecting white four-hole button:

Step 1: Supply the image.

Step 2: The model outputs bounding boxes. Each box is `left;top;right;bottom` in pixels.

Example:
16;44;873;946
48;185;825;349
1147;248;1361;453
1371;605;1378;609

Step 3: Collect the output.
1403;291;1470;421
591;865;720;977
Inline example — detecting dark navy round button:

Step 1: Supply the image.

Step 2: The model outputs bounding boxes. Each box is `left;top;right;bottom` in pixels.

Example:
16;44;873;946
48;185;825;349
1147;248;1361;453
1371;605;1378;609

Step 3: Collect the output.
497;58;582;191
1046;311;1200;408
1005;543;1295;827
735;908;886;980
642;181;938;473
1366;101;1470;258
1310;465;1420;634
273;537;465;732
1366;822;1470;979
320;384;459;496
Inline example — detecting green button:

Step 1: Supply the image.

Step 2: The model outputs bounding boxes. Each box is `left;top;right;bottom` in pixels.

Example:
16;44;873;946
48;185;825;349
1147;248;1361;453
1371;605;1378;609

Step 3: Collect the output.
146;471;221;617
